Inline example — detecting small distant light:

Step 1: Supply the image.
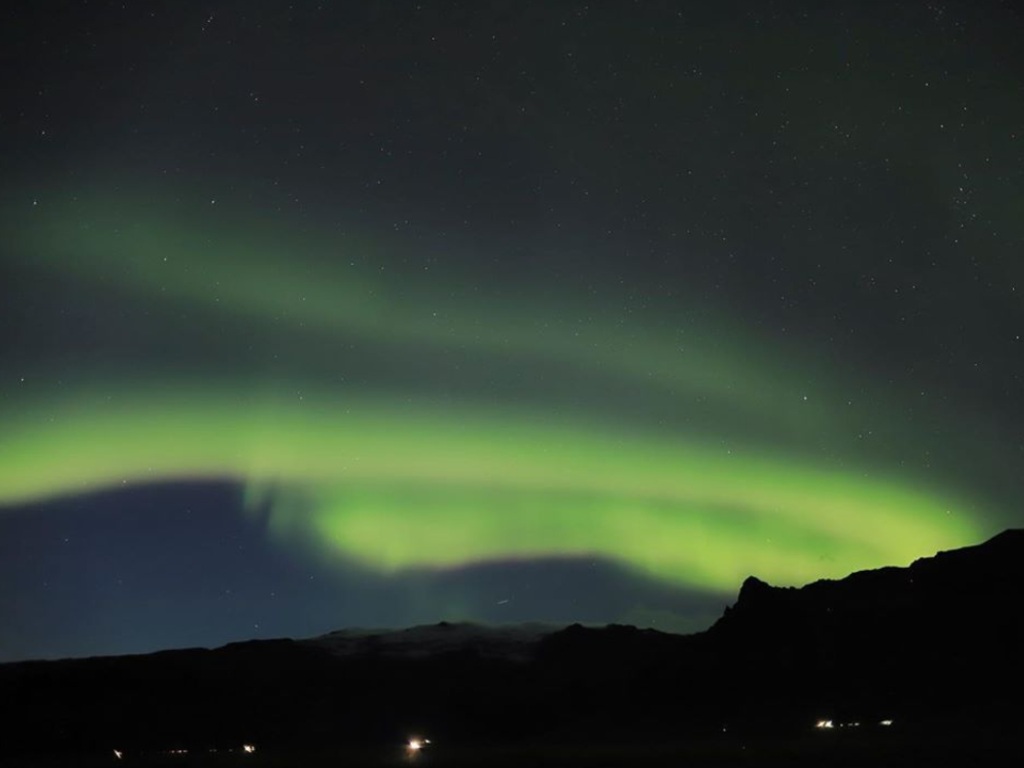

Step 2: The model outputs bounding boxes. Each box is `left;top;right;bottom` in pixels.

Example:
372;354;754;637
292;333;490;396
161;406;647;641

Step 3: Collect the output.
406;736;431;755
113;749;123;759
880;719;894;727
815;719;834;729
243;743;256;753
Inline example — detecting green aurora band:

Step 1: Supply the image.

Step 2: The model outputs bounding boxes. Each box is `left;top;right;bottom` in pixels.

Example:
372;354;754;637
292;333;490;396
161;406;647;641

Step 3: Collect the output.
0;189;990;591
0;385;981;591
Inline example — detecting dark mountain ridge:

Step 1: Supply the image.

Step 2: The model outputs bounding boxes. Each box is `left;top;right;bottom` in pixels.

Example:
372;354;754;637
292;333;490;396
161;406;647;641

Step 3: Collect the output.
3;530;1022;763
699;529;1024;724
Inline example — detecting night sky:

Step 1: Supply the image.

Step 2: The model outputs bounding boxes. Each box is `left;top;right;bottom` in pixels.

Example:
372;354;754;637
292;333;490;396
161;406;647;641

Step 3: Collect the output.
2;1;1022;662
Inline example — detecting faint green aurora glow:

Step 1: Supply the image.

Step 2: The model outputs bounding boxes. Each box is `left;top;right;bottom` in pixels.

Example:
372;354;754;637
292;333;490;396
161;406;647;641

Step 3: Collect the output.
10;191;867;444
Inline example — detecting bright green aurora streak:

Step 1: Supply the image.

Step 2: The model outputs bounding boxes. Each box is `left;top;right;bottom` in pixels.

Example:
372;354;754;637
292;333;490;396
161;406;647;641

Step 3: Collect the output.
0;190;986;593
0;385;981;591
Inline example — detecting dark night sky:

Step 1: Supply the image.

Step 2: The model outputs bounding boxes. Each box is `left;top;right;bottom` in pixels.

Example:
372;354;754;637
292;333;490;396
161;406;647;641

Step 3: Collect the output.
1;0;1022;662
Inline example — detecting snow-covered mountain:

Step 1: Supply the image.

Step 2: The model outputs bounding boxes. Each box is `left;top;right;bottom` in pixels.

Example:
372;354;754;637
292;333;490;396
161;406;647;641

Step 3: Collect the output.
305;621;560;662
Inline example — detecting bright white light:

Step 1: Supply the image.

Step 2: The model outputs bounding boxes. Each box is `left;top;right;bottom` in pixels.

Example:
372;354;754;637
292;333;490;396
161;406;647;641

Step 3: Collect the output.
408;738;423;751
243;743;256;753
113;749;123;760
815;719;834;729
880;719;894;726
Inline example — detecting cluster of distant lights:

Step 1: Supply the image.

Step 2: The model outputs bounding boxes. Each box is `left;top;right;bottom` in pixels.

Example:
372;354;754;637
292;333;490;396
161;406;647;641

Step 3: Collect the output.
815;719;894;729
112;744;256;759
111;739;431;760
108;725;903;761
407;736;432;758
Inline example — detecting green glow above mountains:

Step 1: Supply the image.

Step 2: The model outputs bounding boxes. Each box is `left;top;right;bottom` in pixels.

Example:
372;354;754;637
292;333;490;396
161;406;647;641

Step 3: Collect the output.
0;189;990;591
0;386;980;590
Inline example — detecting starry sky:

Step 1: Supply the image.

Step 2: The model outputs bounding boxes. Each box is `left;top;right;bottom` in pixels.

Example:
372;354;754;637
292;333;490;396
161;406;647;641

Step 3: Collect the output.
1;1;1022;662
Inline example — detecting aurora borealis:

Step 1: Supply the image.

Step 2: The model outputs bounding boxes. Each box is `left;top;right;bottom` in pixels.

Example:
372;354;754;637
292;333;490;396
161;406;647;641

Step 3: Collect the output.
0;380;980;587
2;1;1022;661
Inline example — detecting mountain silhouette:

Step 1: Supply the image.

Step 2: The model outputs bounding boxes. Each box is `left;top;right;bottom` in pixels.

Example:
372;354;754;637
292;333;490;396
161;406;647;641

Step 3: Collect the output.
3;530;1022;765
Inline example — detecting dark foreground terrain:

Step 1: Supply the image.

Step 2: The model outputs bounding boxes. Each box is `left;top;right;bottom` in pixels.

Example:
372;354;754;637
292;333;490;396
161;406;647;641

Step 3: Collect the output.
5;530;1023;766
10;733;1022;768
